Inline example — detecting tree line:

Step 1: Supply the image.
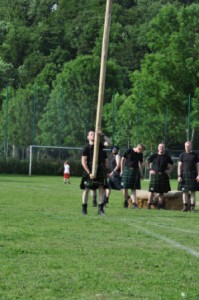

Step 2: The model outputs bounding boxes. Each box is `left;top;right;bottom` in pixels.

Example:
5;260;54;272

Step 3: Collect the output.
0;0;199;160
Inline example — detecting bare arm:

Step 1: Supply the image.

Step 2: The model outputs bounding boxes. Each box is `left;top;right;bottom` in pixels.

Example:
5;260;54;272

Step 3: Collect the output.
115;154;121;172
146;160;154;175
110;154;121;176
146;160;150;168
178;161;182;181
103;135;112;147
81;156;90;175
166;163;174;176
196;162;199;182
96;128;112;147
82;156;96;179
139;161;144;178
120;157;125;175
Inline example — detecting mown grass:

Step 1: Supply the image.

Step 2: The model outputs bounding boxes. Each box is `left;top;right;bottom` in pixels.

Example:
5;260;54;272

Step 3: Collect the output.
0;175;199;300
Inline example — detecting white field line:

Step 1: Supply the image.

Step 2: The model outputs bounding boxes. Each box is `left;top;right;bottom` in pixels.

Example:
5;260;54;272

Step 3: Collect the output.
120;218;199;258
135;221;199;235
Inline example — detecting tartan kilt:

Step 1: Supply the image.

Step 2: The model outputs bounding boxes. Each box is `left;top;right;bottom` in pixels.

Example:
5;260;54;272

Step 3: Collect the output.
178;171;198;192
108;172;121;190
121;167;141;189
80;165;108;190
149;173;171;193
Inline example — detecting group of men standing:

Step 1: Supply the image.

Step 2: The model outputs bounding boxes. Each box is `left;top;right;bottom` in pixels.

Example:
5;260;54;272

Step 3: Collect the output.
80;131;199;215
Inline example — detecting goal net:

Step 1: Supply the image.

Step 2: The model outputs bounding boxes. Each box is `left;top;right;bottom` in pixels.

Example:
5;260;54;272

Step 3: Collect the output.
28;145;83;176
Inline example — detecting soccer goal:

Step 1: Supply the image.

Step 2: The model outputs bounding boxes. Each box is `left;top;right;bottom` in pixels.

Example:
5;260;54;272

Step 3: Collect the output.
28;145;83;176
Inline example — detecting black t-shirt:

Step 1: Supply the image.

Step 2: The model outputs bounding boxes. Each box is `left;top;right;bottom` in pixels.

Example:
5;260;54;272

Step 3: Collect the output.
123;148;143;169
148;153;173;172
82;142;107;167
178;151;199;172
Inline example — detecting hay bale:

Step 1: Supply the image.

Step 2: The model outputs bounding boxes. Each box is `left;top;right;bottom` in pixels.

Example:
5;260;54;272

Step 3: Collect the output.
136;190;157;209
128;190;154;208
162;190;183;210
128;190;184;210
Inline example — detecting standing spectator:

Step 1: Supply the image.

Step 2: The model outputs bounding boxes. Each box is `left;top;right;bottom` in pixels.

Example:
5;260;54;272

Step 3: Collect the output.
80;130;112;215
178;141;199;212
104;146;122;205
121;144;145;208
147;143;174;209
63;161;70;184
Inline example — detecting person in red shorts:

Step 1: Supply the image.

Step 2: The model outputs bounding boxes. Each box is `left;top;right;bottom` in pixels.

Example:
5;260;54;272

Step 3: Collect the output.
64;161;71;184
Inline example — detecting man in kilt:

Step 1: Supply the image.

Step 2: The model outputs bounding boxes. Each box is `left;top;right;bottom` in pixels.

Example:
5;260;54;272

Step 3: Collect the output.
104;146;122;205
121;144;145;208
147;143;174;209
178;141;199;212
80;130;112;215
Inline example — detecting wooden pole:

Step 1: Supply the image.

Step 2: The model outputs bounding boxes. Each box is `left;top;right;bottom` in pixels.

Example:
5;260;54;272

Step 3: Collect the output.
92;0;112;177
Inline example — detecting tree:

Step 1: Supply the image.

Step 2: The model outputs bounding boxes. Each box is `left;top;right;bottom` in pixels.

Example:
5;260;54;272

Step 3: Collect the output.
0;58;16;91
0;82;50;158
103;3;199;150
37;55;123;147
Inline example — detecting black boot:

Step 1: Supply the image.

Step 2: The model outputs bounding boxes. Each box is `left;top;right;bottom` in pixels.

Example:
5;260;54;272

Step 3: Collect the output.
98;203;105;215
103;196;109;206
182;203;188;212
123;200;128;208
190;204;195;212
147;203;152;209
82;203;87;215
132;202;138;209
92;197;97;207
157;202;164;210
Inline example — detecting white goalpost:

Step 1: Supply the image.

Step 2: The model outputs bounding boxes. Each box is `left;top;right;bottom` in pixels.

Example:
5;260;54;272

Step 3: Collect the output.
28;145;82;176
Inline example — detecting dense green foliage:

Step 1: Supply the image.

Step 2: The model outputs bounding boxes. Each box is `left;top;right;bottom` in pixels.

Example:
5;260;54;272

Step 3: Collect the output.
0;0;199;158
0;155;179;178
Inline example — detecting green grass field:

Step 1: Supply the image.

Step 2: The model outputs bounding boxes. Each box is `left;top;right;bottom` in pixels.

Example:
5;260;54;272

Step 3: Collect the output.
0;175;199;300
